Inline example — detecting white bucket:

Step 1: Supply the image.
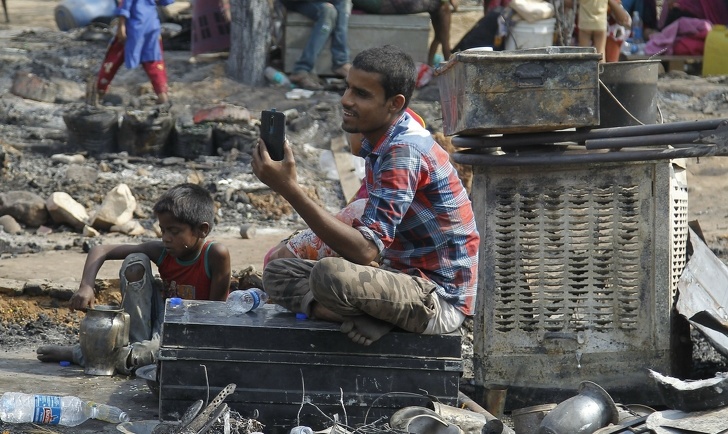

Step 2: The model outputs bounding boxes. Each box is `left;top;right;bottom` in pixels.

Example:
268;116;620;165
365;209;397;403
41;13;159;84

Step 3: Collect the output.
505;18;556;50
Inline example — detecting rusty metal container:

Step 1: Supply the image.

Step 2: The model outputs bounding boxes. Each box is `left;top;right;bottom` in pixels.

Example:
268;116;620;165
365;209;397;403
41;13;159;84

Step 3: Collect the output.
435;46;602;136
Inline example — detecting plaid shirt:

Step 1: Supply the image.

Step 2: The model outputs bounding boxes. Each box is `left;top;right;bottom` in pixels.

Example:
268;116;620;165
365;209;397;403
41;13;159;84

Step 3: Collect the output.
354;112;480;315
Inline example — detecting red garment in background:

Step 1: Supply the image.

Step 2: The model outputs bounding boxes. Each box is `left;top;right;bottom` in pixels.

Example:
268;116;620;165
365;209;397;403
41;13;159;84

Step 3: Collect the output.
605;0;625;62
645;17;712;55
485;0;512;13
659;0;728;28
97;38;169;95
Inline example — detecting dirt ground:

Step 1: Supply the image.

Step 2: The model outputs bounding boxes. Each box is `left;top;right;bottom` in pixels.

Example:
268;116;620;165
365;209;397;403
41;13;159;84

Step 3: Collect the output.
1;0;728;433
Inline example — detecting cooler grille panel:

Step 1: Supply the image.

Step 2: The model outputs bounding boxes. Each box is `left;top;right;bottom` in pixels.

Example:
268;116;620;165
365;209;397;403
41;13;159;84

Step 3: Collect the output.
472;158;689;402
492;184;643;334
671;185;689;296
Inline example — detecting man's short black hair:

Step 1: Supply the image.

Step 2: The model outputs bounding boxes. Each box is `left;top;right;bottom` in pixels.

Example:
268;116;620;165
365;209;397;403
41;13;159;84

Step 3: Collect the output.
153;183;215;230
352;44;416;110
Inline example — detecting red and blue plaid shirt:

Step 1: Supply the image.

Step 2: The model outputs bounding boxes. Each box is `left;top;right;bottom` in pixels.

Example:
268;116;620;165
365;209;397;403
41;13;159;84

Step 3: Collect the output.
354;111;480;316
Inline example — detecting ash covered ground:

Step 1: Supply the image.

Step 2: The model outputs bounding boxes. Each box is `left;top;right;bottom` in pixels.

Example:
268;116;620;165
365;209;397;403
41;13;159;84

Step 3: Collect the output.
2;14;728;386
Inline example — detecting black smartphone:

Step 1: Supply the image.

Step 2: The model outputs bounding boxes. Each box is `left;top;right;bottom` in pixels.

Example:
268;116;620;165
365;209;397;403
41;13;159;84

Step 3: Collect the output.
260;109;286;161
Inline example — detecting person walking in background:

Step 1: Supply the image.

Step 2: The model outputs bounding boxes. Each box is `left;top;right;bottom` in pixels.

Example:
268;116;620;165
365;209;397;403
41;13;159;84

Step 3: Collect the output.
578;0;610;59
96;0;173;105
282;0;352;90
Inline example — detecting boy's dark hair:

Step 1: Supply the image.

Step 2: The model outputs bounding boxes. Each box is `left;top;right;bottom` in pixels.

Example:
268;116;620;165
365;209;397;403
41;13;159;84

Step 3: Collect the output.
352;44;416;111
153;183;215;230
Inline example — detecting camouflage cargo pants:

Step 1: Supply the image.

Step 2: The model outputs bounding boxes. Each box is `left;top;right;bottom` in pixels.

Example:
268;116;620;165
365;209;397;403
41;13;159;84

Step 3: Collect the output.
263;257;439;333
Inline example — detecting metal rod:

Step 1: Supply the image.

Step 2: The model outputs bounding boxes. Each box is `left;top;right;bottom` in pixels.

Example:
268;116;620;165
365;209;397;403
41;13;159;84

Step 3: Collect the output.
451;118;728;149
458;391;495;419
585;131;703;149
452;145;728;166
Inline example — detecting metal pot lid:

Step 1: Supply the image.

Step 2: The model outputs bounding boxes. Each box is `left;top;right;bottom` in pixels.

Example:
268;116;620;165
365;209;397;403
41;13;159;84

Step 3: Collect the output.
135;364;157;382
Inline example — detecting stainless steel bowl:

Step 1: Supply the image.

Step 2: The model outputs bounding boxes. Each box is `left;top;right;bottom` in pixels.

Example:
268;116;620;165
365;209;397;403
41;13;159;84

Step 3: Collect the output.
512;403;557;434
135;364;159;397
537;381;619;434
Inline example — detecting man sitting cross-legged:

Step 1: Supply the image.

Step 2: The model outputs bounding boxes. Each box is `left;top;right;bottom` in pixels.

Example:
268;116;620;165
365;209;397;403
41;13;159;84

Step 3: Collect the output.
252;45;479;345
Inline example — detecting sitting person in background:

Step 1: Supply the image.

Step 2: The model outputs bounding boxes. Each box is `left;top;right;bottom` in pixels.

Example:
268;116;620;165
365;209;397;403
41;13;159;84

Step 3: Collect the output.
352;0;457;65
282;0;352;90
659;0;728;28
37;183;232;374
644;0;725;56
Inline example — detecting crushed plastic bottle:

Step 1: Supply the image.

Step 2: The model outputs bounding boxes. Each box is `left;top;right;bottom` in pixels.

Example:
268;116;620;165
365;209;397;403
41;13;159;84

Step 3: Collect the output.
227;288;269;314
290;426;314;434
0;392;129;426
264;66;293;88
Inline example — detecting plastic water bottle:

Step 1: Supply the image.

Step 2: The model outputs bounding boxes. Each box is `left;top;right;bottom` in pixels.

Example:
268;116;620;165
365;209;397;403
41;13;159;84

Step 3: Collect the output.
290;426;314;434
631;11;644;46
630;11;645;54
227;288;268;314
264;67;292;88
0;392;129;426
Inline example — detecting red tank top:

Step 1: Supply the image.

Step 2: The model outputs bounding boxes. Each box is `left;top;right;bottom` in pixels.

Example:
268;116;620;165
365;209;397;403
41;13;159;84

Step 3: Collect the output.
157;240;214;300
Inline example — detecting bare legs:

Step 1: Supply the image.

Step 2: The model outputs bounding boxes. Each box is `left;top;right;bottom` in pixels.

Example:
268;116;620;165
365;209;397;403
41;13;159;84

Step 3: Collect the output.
429;1;454;65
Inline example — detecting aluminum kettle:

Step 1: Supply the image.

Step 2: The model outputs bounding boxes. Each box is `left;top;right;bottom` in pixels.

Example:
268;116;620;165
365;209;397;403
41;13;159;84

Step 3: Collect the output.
79;304;130;376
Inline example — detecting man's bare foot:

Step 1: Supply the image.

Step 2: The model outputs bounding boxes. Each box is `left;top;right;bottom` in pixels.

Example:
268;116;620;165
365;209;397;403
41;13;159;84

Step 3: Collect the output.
36;345;74;363
340;316;394;346
311;302;345;323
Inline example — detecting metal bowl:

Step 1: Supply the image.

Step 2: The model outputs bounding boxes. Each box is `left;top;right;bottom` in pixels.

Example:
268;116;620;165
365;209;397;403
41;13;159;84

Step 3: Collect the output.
537;381;619;434
512;403;557;434
135;364;159;397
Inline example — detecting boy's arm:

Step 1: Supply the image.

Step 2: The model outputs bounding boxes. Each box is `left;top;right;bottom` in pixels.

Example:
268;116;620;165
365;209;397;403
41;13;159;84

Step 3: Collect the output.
116;16;127;42
609;0;632;27
71;242;163;311
207;243;232;301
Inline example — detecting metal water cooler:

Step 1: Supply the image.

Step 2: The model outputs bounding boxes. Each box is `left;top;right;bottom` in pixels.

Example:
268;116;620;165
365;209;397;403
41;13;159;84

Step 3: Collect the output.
466;157;690;407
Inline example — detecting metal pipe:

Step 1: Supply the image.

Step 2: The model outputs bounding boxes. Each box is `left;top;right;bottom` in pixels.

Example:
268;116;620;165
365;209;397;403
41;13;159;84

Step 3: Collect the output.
451;118;728;149
585;131;703;149
452;145;728;166
456;392;515;434
458;391;493;418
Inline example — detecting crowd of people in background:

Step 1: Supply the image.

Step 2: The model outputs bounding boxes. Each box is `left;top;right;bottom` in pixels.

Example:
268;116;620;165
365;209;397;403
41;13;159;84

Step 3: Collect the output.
451;0;728;63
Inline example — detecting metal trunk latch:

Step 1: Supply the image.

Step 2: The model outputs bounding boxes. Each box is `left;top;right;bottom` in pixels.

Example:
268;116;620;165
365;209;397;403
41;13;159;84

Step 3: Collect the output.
514;63;545;87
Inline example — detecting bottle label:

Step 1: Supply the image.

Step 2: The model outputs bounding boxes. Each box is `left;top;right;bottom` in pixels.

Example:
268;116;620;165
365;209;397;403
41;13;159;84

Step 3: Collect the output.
251;291;260;309
33;395;61;424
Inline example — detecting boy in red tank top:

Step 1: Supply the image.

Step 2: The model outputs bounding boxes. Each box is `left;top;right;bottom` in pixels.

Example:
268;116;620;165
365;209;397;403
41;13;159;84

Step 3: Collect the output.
36;183;232;375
